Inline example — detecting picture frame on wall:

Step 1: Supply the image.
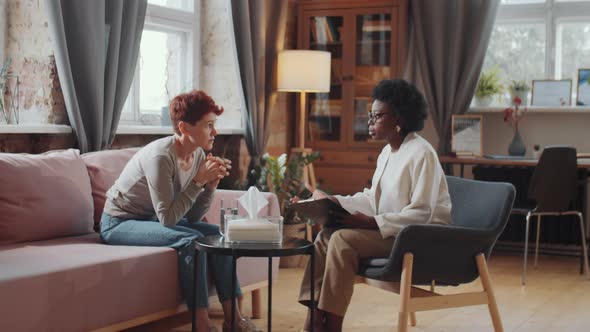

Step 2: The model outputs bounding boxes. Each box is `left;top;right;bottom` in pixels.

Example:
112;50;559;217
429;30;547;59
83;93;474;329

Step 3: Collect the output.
577;69;590;106
451;114;483;157
531;79;572;106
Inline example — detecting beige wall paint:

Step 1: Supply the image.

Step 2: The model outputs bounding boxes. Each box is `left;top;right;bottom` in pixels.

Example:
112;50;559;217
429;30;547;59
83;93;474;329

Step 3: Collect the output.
480;112;590;156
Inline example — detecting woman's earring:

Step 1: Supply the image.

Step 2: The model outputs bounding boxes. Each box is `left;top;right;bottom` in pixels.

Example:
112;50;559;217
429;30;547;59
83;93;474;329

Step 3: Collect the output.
395;125;401;133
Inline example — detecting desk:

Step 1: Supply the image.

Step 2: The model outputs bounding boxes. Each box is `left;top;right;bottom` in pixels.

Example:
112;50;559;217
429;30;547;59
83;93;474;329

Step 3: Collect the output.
439;156;590;178
192;235;315;332
439;155;590;257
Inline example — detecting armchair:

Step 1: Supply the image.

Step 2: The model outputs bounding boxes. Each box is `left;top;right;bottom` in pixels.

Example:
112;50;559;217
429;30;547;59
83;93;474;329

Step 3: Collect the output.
356;176;516;332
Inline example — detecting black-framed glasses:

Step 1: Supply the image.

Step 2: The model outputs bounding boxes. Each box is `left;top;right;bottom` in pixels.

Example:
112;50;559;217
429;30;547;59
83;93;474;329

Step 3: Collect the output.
367;112;390;123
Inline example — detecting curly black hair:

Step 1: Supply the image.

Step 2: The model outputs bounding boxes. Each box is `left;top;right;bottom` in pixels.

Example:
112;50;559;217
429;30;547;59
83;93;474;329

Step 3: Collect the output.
372;79;428;133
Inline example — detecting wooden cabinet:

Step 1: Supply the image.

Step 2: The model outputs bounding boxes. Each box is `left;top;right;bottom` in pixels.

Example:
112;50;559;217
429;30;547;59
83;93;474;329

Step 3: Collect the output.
296;0;408;194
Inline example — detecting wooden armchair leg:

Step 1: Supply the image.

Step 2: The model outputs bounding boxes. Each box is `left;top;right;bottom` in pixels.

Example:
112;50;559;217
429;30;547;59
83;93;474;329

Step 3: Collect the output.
397;253;414;332
476;254;504;332
251;288;262;319
409;312;416;327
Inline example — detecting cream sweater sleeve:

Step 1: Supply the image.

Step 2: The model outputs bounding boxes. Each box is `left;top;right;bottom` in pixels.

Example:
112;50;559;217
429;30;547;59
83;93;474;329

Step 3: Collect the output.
374;150;450;238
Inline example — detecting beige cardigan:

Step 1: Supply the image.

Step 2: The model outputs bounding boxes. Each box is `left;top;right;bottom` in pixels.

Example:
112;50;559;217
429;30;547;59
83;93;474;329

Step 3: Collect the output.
335;133;452;238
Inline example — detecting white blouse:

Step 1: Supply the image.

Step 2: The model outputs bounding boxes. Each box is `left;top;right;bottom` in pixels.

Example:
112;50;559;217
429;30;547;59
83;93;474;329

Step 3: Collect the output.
335;132;452;239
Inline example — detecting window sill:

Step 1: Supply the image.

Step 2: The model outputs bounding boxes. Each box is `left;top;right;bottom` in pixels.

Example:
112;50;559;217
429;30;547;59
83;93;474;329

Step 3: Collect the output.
116;125;244;135
469;106;590;114
0;124;72;134
0;124;245;136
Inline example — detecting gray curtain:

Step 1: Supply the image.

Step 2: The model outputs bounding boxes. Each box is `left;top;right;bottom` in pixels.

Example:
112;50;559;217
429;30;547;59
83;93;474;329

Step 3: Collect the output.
231;0;288;173
405;0;499;155
47;0;147;152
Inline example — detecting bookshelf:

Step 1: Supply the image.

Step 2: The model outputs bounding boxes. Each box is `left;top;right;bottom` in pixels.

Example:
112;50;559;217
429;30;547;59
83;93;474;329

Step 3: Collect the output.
296;0;408;194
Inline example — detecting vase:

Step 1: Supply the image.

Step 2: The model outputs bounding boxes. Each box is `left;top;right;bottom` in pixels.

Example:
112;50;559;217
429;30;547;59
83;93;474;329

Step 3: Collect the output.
508;129;526;156
475;96;493;107
161;106;171;126
510;90;529;106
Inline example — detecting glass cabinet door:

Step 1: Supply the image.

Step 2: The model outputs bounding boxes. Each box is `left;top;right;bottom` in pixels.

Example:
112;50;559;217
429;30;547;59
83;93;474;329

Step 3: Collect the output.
352;12;393;142
307;15;344;144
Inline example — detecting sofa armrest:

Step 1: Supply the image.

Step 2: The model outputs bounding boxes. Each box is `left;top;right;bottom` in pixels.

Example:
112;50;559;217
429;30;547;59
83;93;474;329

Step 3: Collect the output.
203;189;281;226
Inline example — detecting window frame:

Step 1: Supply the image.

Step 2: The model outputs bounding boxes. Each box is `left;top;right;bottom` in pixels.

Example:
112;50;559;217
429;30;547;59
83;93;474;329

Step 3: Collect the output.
494;0;590;80
119;1;200;125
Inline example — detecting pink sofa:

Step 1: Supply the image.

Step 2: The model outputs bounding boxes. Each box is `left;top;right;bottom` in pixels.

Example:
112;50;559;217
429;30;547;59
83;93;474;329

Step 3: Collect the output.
0;148;280;332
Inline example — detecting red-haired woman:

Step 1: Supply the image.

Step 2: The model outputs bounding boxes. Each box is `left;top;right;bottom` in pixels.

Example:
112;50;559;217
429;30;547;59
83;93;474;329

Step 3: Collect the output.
100;90;260;332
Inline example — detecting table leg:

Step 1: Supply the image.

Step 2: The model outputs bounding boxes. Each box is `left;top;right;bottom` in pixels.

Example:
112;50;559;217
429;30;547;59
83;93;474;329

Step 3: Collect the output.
581;171;589;274
310;250;315;332
460;164;464;178
231;253;237;332
268;257;272;332
192;247;198;332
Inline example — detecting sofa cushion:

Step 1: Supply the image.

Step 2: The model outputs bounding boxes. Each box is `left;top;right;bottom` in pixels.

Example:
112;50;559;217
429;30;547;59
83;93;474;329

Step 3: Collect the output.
82;148;140;229
0;234;276;331
0;149;94;245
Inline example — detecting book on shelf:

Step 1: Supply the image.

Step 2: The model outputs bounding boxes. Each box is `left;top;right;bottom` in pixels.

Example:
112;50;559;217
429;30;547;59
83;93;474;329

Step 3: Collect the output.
311;17;340;44
331;59;343;84
361;20;391;32
312;17;331;43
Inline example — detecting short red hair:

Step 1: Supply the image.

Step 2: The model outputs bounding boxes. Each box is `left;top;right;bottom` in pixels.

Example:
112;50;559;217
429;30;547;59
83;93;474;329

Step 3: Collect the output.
169;90;224;134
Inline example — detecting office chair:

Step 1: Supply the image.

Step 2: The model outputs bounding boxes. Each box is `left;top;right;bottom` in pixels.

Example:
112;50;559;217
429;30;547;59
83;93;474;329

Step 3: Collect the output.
515;146;590;285
355;176;515;332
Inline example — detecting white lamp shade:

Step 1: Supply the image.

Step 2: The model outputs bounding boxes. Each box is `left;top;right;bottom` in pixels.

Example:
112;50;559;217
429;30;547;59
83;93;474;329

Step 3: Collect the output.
277;50;331;93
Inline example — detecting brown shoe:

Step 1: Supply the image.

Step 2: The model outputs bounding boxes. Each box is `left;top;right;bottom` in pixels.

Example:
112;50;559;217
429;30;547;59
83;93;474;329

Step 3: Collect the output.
222;318;262;332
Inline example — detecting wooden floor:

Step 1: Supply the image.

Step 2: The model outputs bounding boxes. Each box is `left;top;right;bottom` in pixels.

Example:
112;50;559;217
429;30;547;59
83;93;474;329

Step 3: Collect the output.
124;252;590;332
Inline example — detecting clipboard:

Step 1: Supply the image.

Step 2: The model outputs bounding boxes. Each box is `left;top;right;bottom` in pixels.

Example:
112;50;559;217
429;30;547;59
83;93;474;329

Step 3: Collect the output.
286;198;350;228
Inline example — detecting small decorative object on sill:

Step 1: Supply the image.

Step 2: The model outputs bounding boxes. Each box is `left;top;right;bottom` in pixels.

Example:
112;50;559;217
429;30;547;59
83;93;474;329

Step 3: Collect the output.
504;95;527;156
475;66;503;107
0;58;20;125
508;80;530;106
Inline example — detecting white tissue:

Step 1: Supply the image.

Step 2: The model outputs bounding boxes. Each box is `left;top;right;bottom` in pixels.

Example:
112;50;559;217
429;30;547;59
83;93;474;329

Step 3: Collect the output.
225;218;281;242
238;186;269;220
225;187;281;243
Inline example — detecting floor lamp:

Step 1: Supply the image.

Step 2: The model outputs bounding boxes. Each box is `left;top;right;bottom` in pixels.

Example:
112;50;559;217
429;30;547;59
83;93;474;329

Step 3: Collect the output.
277;50;331;193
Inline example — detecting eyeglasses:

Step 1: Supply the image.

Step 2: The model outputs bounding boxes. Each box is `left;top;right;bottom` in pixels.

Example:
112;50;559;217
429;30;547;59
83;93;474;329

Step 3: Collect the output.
367;112;390;123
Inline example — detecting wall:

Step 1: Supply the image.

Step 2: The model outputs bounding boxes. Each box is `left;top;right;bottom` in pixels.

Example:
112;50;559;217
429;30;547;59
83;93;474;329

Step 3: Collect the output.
0;0;296;187
200;0;295;159
480;111;590;156
3;0;66;124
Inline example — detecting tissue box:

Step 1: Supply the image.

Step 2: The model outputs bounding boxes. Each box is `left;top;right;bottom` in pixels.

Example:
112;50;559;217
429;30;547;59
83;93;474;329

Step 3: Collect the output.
223;216;283;244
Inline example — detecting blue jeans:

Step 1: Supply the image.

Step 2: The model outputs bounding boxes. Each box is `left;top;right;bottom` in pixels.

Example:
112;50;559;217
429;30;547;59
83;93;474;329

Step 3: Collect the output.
100;213;242;309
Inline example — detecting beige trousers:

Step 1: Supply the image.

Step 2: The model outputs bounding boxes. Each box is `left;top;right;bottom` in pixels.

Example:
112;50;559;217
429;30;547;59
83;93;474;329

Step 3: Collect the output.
298;228;395;316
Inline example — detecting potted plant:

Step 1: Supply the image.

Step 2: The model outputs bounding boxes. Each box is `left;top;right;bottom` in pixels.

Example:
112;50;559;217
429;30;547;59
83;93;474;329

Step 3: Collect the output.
508;80;530;106
474;67;503;107
238;151;321;267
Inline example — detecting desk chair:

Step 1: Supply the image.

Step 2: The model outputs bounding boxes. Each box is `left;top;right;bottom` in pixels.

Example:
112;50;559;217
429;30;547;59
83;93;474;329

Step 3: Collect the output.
514;146;590;285
356;176;515;332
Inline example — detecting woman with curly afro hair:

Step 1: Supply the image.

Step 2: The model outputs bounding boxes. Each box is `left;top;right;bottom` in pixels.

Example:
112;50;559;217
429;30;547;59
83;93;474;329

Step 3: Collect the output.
297;79;452;332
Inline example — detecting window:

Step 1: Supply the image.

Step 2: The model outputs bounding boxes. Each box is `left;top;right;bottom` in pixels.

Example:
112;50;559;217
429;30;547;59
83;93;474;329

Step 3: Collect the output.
120;0;197;125
481;0;590;103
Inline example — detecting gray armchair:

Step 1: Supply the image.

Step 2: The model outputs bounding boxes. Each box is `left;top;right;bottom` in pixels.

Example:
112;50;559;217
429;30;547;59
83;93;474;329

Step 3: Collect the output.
356;176;516;332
